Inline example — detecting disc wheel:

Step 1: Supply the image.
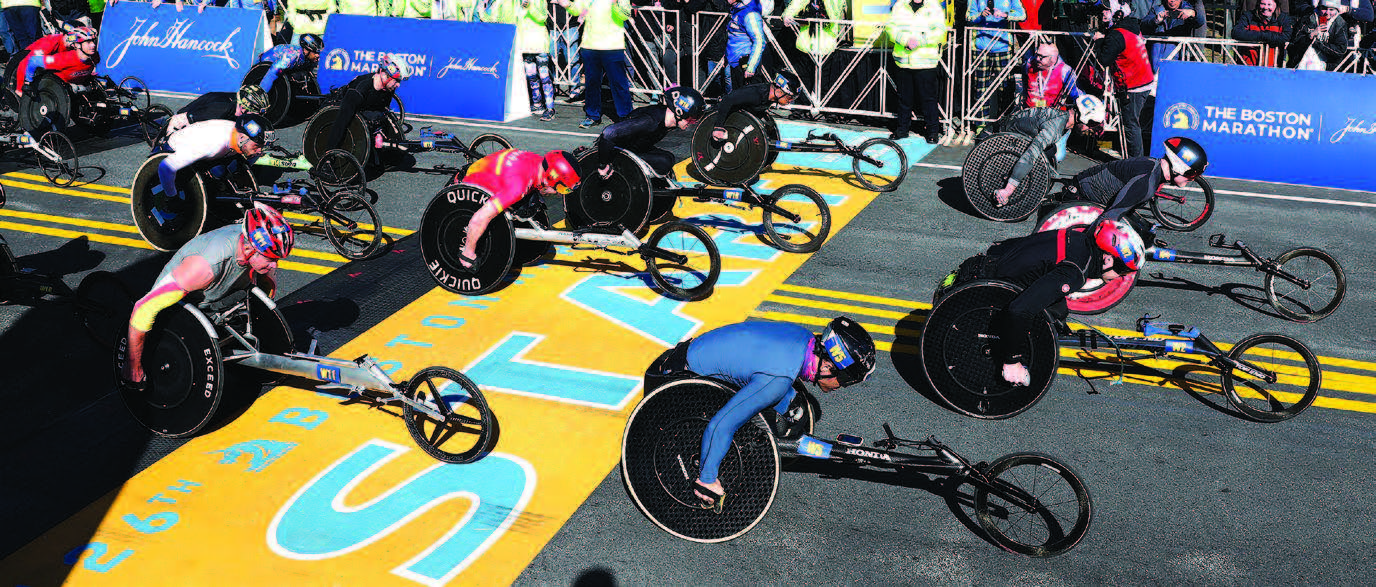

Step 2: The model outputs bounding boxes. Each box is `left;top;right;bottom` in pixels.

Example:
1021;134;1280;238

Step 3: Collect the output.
689;110;769;186
573;148;654;236
961;133;1051;222
1221;333;1322;423
130;154;210;251
115;305;225;438
1033;202;1136;314
19;74;71;134
644;221;721;302
140;104;173;148
74;271;134;349
467;133;513;163
35;130;79;186
1264;247;1345;323
761;184;830;253
323;190;384;260
851;137;908;192
303;105;369;167
1150;176;1215;232
975;453;1094;557
403;366;496;464
313;148;367;199
419;183;515;295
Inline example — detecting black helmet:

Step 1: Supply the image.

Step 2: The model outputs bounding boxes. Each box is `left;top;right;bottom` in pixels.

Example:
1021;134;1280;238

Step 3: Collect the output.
235;113;271;145
1162;136;1208;179
772;71;802;96
818;316;877;387
237;85;271;114
299;33;324;54
664;86;705;122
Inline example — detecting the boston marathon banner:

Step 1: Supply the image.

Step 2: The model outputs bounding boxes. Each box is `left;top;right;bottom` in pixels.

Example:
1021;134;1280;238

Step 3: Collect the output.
319;16;519;121
96;3;268;94
1153;60;1376;192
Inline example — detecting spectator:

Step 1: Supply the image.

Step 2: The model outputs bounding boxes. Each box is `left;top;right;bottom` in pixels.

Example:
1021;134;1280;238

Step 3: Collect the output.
696;0;730;95
50;0;92;27
3;0;44;52
1093;16;1154;157
392;0;430;17
282;0;334;42
88;0;105;30
965;0;1026;130
336;0;390;17
885;0;946;143
724;0;765;93
661;0;698;89
550;0;584;102
1233;0;1291;66
1239;0;1288;14
781;0;842;118
1022;40;1083;110
628;0;677;89
1141;0;1202;71
560;0;634;128
1289;0;1350;69
435;0;481;20
486;0;556;121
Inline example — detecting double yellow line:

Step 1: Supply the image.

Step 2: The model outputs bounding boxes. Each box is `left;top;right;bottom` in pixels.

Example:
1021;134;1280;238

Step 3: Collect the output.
751;283;1376;416
0;171;413;275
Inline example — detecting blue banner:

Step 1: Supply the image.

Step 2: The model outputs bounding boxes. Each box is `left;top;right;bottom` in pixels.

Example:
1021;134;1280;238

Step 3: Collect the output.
1153;60;1376;192
96;3;266;94
318;16;515;122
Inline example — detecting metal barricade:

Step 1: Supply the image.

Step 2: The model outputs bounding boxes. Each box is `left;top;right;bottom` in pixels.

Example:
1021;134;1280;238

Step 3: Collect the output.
548;7;682;101
1159;36;1264;65
1332;48;1376;74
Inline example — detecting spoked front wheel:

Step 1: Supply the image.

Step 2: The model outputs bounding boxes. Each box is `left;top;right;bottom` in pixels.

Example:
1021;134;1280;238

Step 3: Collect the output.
140;104;174;148
314;148;367;199
117;76;153;112
467;133;513;162
402;366;496;464
1221;333;1321;423
643;221;721;301
761;184;831;253
323;190;384;260
1264;247;1346;323
851;137;908;192
975;453;1093;557
36;131;79;186
1149;176;1214;231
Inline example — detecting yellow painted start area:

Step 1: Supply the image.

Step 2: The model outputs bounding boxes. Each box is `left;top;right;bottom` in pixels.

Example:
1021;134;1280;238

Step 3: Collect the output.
0;164;880;586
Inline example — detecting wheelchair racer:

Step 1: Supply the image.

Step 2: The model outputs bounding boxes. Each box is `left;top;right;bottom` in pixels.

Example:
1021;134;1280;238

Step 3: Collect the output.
643;317;877;513
595;86;705;180
938;218;1145;387
323;54;411;153
1063;137;1210;234
163;86;271;138
120;203;293;390
452;149;582;271
708;71;801;142
252;33;323;96
151;114;271;227
989;94;1107;207
13;26;99;97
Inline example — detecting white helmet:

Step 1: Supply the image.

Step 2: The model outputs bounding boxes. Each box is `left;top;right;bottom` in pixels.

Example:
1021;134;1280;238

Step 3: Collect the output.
1075;95;1107;124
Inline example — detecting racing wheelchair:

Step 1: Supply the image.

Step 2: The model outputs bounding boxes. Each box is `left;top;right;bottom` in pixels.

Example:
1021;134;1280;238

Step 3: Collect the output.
961;132;1215;230
572;147;831;253
0;111;81;185
130;148;373;257
689;110;908;192
919;280;1322;422
421;183;722;301
241;61;322;127
11;70;171;146
114;286;497;463
1035;202;1346;322
621;378;1093;555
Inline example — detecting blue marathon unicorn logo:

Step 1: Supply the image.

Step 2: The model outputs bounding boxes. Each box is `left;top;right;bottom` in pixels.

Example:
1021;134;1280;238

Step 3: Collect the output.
209;439;298;472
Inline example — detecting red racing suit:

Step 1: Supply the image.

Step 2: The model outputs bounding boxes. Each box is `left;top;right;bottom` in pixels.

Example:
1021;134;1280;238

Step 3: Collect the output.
15;34;97;94
461;149;544;212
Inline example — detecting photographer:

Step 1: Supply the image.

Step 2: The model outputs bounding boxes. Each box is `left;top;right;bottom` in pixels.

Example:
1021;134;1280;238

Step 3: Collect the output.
1141;0;1202;71
1093;16;1153;157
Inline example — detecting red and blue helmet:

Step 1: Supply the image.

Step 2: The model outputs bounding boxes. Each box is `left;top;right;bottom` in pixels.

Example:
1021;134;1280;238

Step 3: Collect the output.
244;202;293;259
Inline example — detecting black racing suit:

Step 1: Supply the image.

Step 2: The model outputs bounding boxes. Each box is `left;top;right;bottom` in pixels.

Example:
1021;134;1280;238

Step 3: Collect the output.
1070;156;1165;236
984;229;1105;364
597;105;676;175
325;73;398;151
981;107;1071;181
715;83;772;122
177;91;237;125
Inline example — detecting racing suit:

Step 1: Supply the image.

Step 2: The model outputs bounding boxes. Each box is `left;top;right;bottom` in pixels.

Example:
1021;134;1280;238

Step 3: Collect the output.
981;106;1071;184
154;120;248;225
15;33;96;95
596;105;676;175
254;45;314;94
460;149;545;212
324;73;398;152
982;229;1105;364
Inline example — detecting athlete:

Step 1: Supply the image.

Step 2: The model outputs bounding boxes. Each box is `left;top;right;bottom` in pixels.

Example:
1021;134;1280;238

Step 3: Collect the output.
1064;136;1210;228
938;219;1145;387
119;203;293;389
642;317;877;513
452;149;582;272
323;54;411;153
708;71;800;143
251;33;323;96
151;114;272;227
989;94;1107;207
13;26;99;97
595;86;705;179
163;86;272;138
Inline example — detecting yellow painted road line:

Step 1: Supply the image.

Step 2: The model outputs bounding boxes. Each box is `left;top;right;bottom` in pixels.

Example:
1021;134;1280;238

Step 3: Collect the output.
282;211;415;237
776;283;928;310
1;208;141;234
749;309;922;338
0;178;129;204
4;171;131;193
763;293;912;321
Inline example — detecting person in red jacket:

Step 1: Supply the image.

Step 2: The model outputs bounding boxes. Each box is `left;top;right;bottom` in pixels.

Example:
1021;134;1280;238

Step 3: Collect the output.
14;26;98;96
1233;0;1292;67
1093;16;1154;158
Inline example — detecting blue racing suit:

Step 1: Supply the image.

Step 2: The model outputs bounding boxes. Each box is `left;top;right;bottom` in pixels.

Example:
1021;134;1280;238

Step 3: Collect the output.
686;321;816;484
255;45;311;93
725;0;765;92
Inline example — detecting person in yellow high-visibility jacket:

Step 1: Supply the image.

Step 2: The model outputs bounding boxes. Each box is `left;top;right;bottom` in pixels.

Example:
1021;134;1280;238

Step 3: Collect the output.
886;0;946;142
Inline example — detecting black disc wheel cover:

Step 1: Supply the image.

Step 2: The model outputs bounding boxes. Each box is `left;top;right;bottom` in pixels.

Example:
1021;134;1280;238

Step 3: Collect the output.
303;105;370;167
572;149;653;235
961;133;1051;222
19;74;72;134
420;183;515;295
690;110;769;186
116;304;225;438
130;154;210;251
622;379;779;543
920;280;1059;419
